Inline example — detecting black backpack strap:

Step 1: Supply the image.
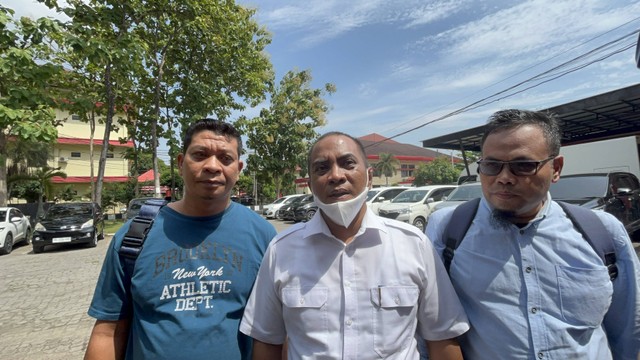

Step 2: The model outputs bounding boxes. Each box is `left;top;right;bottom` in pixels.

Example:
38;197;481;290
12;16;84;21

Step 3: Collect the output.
118;199;168;279
558;201;618;281
443;197;481;274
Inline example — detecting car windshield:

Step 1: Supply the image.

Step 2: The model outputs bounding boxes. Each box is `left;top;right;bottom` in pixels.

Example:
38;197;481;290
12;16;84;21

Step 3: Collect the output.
272;197;287;205
46;204;92;219
549;176;608;199
366;189;382;201
289;195;307;205
392;190;428;203
447;185;483;201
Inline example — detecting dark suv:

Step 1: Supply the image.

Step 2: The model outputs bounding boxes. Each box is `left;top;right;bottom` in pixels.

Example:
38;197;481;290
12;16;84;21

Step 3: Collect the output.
32;202;105;253
550;172;640;239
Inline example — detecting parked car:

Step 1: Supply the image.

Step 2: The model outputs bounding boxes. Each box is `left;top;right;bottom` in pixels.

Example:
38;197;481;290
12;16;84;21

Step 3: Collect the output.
125;197;157;220
32;202;105;253
265;194;303;219
231;195;254;206
294;199;318;223
280;194;314;221
0;207;32;255
262;197;288;216
430;182;483;214
275;194;307;220
366;186;410;215
549;172;640;238
378;185;457;231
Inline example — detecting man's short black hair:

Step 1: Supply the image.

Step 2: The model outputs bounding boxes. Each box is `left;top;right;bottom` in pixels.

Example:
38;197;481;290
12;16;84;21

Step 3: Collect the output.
482;109;562;157
307;131;369;171
182;119;243;155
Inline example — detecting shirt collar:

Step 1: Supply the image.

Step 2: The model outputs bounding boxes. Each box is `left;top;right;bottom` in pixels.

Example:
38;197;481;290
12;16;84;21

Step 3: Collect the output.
302;207;388;241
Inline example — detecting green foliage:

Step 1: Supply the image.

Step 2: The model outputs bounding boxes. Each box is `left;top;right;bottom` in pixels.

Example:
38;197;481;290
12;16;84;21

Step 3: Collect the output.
9;181;40;202
160;167;183;193
0;6;64;205
58;185;78;201
373;153;400;186
413;157;459;186
238;70;334;198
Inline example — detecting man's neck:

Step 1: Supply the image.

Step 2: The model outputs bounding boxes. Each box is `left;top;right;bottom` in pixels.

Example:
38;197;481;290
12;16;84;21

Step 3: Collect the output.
324;207;366;244
169;197;230;217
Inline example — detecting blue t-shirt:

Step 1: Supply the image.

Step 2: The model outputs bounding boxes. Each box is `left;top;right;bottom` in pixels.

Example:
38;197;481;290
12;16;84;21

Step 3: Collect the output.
88;202;277;359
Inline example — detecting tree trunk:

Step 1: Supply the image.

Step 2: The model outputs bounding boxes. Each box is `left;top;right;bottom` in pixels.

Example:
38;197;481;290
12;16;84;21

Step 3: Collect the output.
96;61;115;206
0;132;7;206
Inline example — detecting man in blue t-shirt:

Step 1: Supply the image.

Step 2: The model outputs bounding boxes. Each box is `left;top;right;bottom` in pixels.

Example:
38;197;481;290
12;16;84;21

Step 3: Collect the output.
85;119;276;360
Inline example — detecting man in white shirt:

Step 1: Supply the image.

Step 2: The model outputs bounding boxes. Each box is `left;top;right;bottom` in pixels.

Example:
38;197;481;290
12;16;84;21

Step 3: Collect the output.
240;132;469;359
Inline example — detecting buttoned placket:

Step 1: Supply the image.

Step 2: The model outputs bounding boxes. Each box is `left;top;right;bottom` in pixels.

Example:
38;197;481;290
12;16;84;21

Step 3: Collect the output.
342;243;358;359
518;225;549;359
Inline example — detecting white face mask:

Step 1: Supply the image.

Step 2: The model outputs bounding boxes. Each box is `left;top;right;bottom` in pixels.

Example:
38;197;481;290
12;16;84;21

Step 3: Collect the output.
314;186;369;227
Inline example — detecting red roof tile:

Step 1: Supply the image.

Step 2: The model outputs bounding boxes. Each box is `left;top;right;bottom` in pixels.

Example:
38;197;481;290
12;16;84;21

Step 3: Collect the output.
57;137;134;147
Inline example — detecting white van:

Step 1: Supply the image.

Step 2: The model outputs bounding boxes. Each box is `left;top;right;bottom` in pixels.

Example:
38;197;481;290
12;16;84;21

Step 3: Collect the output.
378;185;457;231
366;186;409;215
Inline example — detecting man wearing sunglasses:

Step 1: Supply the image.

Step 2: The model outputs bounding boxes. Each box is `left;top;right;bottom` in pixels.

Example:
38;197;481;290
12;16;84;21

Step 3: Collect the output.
426;109;640;359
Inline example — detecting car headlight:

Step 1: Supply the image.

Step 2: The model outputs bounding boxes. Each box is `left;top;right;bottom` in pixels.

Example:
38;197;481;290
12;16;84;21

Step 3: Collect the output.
398;208;410;214
81;219;94;229
35;222;46;231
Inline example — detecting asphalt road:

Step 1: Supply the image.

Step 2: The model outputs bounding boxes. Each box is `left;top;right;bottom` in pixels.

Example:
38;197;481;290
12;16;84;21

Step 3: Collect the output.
0;218;638;359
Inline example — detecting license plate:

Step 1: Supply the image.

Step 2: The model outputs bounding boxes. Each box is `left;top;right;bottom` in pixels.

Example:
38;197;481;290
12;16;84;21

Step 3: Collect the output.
52;237;72;243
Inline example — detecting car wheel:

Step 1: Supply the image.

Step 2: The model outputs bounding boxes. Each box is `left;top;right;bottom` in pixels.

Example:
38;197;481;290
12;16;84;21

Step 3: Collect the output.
0;233;13;255
24;228;32;245
33;245;44;254
304;209;316;222
413;217;426;232
88;230;98;248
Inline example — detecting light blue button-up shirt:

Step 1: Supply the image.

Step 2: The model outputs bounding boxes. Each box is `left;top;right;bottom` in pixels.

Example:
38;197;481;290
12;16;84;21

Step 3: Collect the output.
426;194;640;360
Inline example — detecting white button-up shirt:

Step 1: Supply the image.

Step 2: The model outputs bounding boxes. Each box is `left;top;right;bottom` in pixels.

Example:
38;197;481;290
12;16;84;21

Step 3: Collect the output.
240;209;469;359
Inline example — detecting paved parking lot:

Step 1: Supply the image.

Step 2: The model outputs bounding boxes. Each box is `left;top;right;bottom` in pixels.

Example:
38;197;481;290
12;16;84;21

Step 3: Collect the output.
0;219;292;360
0;218;638;359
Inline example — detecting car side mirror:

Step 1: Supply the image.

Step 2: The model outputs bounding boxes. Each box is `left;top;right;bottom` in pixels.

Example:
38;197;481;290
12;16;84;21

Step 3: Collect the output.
426;197;434;204
10;216;21;223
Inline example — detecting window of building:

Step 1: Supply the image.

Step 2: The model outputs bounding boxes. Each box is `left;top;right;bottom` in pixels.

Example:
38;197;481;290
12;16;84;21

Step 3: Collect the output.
106;153;114;159
71;114;81;121
70;152;81;158
401;164;415;177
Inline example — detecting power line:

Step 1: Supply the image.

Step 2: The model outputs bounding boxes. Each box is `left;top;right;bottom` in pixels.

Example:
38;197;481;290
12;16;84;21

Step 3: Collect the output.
367;22;640;148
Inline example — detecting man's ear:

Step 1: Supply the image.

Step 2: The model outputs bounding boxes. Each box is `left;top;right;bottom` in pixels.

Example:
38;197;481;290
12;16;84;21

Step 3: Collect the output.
551;155;564;183
177;153;184;177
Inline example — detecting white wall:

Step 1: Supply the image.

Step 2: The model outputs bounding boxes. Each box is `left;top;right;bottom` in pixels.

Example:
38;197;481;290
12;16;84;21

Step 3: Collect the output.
560;136;640;178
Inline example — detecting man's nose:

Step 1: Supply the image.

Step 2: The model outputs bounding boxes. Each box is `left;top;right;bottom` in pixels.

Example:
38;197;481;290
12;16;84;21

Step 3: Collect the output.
203;156;222;172
327;164;346;183
495;163;516;184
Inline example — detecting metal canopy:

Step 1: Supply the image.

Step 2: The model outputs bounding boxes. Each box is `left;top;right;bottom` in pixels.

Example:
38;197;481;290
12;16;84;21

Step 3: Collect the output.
421;83;640;152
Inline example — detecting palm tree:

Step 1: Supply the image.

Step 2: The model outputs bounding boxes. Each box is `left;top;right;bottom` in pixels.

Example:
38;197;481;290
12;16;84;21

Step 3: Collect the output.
374;153;399;186
9;167;67;220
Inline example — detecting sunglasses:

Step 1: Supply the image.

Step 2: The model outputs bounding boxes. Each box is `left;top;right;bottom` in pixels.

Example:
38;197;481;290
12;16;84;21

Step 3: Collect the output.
476;156;556;176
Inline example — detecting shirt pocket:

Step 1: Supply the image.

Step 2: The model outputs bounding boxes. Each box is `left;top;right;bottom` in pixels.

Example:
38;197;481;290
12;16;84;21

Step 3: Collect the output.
370;285;419;358
556;265;613;327
282;287;329;337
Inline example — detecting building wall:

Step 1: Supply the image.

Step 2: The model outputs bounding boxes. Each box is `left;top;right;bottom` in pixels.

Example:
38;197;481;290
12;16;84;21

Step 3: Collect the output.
48;109;132;197
54;109;128;140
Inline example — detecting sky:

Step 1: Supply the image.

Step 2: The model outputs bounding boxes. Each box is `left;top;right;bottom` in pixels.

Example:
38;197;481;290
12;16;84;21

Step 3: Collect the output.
5;0;640;155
